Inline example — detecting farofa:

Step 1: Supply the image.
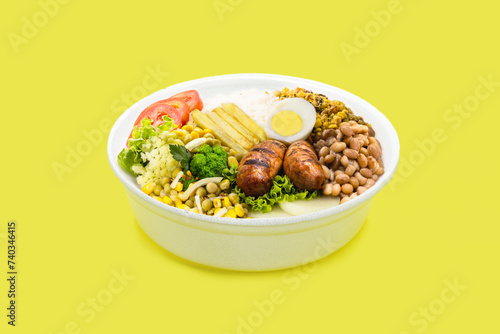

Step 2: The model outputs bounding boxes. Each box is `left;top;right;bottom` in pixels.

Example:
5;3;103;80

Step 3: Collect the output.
274;87;370;141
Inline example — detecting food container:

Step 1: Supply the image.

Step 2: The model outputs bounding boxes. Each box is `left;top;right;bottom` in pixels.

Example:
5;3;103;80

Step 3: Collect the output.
107;73;399;271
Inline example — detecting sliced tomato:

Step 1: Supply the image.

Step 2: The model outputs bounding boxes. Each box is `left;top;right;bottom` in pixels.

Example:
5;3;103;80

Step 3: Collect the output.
167;90;203;112
159;98;190;126
126;90;203;146
133;102;179;128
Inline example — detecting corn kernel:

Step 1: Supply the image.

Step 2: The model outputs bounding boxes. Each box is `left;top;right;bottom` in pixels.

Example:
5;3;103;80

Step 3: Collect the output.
190;131;200;139
228;156;238;168
234;204;244;217
178;204;189;210
214;207;221;214
224;209;236;218
223;197;231;208
174;129;185;137
163;196;173;205
175;182;183;192
175;199;183;208
181;124;194;132
203;128;214;135
190;208;199;214
142;183;155;195
213;198;222;208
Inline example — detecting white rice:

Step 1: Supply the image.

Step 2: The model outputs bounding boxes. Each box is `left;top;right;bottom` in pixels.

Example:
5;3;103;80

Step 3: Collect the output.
201;89;278;129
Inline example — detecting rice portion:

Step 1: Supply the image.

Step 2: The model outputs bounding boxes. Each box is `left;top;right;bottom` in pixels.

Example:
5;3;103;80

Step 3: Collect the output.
201;89;278;128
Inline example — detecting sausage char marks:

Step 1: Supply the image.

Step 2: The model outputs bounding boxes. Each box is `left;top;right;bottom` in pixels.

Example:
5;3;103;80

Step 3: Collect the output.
236;140;287;197
283;140;325;191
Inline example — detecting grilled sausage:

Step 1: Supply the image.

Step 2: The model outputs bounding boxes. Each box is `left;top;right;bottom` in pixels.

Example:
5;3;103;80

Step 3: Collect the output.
236;140;287;197
283;140;325;191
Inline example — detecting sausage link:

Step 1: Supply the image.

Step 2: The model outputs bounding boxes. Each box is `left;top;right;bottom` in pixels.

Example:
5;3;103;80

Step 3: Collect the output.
236;140;286;197
283;140;325;191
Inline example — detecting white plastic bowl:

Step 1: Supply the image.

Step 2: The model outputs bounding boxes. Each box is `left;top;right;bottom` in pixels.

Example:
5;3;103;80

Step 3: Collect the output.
107;73;399;271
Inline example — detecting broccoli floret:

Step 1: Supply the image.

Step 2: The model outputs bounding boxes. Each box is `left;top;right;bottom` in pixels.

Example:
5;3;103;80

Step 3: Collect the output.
196;144;213;156
212;145;226;156
190;145;228;179
190;154;207;177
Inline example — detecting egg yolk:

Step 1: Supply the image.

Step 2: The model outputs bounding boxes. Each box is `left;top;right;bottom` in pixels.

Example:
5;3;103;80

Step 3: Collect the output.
271;110;303;136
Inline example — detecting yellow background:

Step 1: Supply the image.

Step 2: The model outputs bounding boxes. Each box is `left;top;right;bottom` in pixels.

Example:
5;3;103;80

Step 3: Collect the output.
1;0;499;333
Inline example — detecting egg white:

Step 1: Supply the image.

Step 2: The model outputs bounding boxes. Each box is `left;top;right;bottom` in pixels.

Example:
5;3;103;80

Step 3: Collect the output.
264;98;316;144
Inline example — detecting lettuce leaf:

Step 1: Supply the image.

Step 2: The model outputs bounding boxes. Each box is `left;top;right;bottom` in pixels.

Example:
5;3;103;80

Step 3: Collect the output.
157;115;176;133
234;175;318;213
117;147;142;176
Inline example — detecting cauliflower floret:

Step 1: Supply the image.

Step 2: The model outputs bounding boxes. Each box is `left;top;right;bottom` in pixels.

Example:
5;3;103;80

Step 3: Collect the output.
134;133;183;187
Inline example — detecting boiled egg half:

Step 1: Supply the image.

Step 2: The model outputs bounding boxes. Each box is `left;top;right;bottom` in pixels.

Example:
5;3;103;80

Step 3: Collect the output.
265;98;316;144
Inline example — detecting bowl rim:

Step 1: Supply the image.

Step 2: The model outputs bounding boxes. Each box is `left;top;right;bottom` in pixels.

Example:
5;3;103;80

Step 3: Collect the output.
107;73;400;227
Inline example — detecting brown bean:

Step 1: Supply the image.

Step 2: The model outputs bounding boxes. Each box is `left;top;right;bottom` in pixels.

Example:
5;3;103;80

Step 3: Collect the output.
372;174;379;181
360;168;373;178
343;148;359;159
336;131;343;141
330;141;346;153
335;173;350;185
357;153;368;168
340;155;349;167
330;154;341;171
349;193;358;200
331;183;341;196
322;165;331;179
322;129;336;139
340;124;353;136
368;143;382;158
319;156;325;165
334;170;344;178
352;160;360;171
325;136;335;146
376;157;384;168
354;172;367;186
341;183;354;194
349;138;361;151
375;167;385;176
365;178;375;188
359;125;369;133
319;146;329;157
350;176;359;189
360;147;368;156
368;126;375;137
324;154;335;164
323;183;333;196
345;164;356;176
357;186;367;194
340;196;350;204
340;194;351;204
368;156;379;170
351;125;362;134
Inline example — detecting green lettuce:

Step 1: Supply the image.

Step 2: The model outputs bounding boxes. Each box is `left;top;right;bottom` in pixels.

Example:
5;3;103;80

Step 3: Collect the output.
234;175;318;213
117;116;176;176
